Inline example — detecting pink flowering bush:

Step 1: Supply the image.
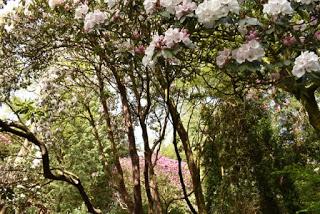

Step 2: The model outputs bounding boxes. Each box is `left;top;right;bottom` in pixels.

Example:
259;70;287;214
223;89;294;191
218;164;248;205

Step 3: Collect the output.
120;155;191;188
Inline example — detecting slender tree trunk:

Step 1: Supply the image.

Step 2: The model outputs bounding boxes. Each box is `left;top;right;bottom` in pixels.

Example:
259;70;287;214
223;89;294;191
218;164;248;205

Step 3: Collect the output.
113;73;143;214
96;70;134;212
140;121;163;213
155;71;206;213
300;87;320;132
167;99;206;214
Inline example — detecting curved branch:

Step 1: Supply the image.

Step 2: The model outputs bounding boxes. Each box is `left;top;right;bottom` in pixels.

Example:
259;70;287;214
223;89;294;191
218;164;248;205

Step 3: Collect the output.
0;119;101;214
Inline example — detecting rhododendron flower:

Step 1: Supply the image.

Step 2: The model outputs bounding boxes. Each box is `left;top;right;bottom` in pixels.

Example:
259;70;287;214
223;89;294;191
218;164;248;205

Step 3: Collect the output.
314;31;320;40
164;28;182;48
282;35;297;46
142;34;163;67
175;0;197;19
263;0;293;16
48;0;65;9
292;51;320;78
75;4;88;19
143;0;158;14
164;28;193;48
4;23;14;33
84;10;107;32
232;40;265;63
195;0;240;27
0;0;19;20
160;0;182;14
216;48;231;68
142;29;193;67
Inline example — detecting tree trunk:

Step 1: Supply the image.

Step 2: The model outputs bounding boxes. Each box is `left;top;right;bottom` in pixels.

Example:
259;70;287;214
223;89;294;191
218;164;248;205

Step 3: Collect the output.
155;71;207;213
300;87;320;132
167;99;206;214
113;73;143;214
96;70;134;212
140;121;163;213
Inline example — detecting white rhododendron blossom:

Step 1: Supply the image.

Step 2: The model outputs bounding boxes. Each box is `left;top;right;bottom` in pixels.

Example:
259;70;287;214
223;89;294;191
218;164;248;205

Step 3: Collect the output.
107;0;118;8
144;0;196;18
48;0;65;9
232;40;265;64
175;0;197;19
75;4;88;19
0;0;20;22
292;51;320;78
160;0;182;14
142;34;164;67
143;0;158;14
143;28;193;67
4;23;14;32
84;10;107;32
216;48;231;68
195;0;240;27
164;28;193;48
263;0;293;16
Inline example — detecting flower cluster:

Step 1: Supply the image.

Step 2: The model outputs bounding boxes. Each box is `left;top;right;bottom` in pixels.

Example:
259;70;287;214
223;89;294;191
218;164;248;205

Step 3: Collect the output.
83;10;107;32
0;0;19;21
144;0;196;20
232;40;265;64
48;0;65;9
292;51;320;78
195;0;240;27
263;0;293;16
74;4;89;19
216;48;231;68
174;0;197;20
142;28;193;67
120;156;191;188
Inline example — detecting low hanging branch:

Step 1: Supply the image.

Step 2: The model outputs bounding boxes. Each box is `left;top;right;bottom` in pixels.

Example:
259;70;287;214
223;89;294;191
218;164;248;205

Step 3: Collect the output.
0;119;101;214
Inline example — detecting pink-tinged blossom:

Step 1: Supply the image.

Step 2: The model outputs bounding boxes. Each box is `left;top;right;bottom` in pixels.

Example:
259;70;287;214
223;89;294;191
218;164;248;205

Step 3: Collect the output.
74;4;88;19
216;48;231;68
175;0;197;20
83;10;107;32
134;45;145;55
195;0;240;27
48;0;65;9
142;34;164;67
164;28;193;48
179;29;193;47
246;30;259;41
310;16;318;26
263;0;293;16
143;29;193;66
164;28;182;48
314;31;320;40
292;51;320;78
120;156;191;188
282;35;297;46
0;134;12;144
232;40;265;64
